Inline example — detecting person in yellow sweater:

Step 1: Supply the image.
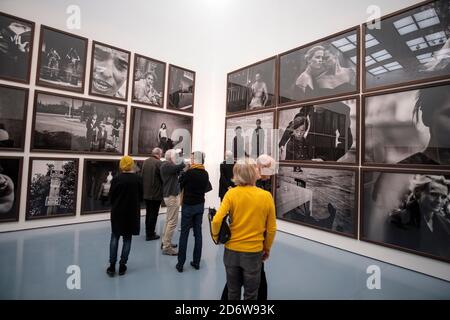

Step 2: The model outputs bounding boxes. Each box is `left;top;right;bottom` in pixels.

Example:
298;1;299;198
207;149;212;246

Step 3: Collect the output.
212;158;276;300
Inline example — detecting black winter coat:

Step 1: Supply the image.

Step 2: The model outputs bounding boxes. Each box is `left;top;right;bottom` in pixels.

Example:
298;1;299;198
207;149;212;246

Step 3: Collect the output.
110;173;143;236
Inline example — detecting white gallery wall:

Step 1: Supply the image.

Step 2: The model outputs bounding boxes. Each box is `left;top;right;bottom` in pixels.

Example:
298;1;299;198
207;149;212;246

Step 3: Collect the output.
1;0;449;281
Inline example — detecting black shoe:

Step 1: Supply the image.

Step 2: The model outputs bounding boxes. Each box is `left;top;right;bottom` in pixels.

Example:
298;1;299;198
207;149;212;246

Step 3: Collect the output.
190;261;200;270
119;264;127;276
106;264;115;277
146;234;160;241
175;264;183;273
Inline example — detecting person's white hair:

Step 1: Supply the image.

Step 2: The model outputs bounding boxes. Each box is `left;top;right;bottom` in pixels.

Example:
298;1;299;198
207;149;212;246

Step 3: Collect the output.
257;154;276;176
409;174;450;195
164;149;177;163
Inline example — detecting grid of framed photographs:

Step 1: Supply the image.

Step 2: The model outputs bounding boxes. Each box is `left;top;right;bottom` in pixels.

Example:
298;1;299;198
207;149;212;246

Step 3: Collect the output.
224;0;450;263
0;11;195;223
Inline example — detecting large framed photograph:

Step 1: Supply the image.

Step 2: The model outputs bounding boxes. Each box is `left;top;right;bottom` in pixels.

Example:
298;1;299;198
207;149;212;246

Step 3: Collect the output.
279;27;359;106
167;64;195;113
81;159;119;214
129;106;193;157
276;164;358;238
26;157;79;220
363;0;450;92
225;111;275;160
0;84;28;151
277;96;359;165
89;41;130;101
361;168;450;262
0;156;23;223
0;12;35;83
132;54;166;107
36;25;88;93
31;91;127;155
363;81;450;169
226;56;276;114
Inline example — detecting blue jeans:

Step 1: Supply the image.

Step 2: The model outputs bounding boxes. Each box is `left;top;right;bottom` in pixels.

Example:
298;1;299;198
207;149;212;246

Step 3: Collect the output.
109;233;132;265
177;203;204;267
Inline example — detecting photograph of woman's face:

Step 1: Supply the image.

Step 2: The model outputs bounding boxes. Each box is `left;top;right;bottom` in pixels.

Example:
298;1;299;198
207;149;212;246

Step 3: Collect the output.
308;50;324;70
91;44;129;98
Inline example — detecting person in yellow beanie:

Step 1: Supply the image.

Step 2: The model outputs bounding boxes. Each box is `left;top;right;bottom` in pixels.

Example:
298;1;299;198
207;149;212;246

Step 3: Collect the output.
107;155;143;276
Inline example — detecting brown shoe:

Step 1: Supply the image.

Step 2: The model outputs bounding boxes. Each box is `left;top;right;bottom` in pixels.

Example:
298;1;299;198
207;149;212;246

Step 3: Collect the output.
162;248;178;256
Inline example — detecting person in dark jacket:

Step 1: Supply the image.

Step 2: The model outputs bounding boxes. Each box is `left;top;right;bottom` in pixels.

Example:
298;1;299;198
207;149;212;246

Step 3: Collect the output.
141;147;163;241
176;151;212;272
106;155;143;277
219;150;235;202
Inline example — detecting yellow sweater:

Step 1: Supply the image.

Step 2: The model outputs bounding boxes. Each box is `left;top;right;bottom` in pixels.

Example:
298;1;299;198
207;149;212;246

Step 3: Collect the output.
211;185;276;253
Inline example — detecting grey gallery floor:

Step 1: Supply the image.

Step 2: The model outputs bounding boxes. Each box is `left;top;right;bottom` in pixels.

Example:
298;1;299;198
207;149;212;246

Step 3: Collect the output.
0;213;449;300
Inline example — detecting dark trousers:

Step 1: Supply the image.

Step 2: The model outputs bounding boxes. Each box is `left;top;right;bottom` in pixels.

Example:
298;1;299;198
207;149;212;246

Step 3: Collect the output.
177;203;204;267
221;263;267;300
145;199;161;236
109;233;132;265
223;248;263;300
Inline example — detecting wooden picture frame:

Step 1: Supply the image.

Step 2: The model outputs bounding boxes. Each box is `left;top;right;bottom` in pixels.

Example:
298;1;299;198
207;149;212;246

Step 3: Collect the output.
31;90;127;155
36;25;88;93
275;163;359;239
26;157;79;220
363;0;450;92
132;53;166;108
0;12;35;83
278;26;360;107
0;84;29;152
167;64;196;113
226;56;277;115
88;41;131;101
0;156;23;223
360;167;450;262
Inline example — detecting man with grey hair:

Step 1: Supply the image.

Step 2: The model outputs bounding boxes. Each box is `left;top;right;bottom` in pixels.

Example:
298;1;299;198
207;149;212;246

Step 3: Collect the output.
160;149;186;255
141;147;164;241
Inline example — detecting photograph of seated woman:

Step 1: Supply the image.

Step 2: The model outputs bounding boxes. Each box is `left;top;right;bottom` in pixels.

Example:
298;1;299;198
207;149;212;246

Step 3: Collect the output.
248;72;268;110
291;45;355;101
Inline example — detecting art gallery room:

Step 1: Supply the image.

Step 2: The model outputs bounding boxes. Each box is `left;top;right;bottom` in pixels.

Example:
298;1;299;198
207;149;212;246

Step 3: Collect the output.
0;0;450;303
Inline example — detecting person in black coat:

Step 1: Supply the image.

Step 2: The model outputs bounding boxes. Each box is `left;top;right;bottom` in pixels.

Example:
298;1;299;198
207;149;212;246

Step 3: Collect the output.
219;151;235;202
106;155;143;277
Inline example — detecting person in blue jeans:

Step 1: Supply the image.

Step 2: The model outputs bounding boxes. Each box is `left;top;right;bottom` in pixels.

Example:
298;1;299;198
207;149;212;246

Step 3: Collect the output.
176;151;212;272
106;155;143;276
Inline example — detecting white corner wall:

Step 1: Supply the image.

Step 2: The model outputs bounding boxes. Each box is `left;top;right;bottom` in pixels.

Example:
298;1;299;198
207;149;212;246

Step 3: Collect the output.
1;0;449;281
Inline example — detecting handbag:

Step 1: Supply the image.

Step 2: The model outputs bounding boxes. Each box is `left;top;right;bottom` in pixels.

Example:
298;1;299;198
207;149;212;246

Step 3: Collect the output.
208;207;231;244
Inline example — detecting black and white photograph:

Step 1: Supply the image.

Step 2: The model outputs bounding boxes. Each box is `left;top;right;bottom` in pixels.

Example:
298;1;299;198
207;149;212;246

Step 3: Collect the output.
225;111;275;160
36;26;88;93
167;64;195;112
0;157;22;223
0;12;34;83
0;84;28;151
279;27;359;106
363;82;450;168
276;165;357;237
31;91;126;155
278;97;358;164
132;54;166;107
81;159;119;214
226;57;276;114
361;168;450;262
26;158;78;220
89;41;130;101
129;106;193;157
364;0;450;91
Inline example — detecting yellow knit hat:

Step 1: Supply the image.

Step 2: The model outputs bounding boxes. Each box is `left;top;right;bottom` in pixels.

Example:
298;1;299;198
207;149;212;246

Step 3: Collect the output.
120;155;134;172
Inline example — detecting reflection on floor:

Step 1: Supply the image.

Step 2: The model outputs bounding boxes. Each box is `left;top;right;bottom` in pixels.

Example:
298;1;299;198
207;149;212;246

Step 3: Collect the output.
0;214;449;299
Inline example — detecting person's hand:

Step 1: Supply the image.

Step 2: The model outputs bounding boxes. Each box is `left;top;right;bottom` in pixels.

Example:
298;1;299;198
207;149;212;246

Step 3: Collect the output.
262;250;270;261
